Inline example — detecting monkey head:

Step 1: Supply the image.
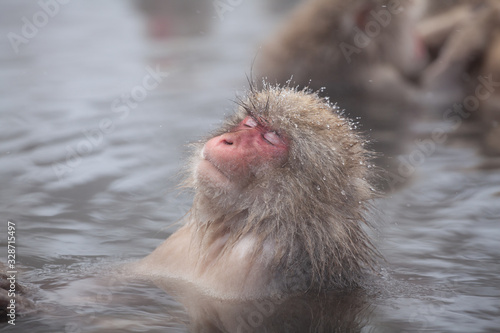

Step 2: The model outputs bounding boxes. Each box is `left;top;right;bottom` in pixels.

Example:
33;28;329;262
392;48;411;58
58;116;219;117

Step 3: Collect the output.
185;84;378;290
192;84;373;212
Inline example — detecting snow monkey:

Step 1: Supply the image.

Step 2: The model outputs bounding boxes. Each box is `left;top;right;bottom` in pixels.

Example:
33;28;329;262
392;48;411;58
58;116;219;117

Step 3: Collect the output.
419;0;500;154
257;0;429;100
135;84;379;299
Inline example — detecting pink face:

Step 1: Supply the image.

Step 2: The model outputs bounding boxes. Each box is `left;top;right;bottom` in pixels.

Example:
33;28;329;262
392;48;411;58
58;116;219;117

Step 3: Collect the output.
198;116;289;189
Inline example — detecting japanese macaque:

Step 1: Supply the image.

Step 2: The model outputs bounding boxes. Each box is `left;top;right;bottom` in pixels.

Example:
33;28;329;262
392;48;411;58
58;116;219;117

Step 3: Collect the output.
256;0;430;181
479;22;500;155
419;0;474;59
419;0;500;155
257;0;428;90
134;84;379;299
419;0;498;99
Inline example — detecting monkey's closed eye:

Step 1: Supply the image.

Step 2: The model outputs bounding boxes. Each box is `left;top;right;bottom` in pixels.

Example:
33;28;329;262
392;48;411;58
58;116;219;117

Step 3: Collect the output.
263;131;282;146
243;117;258;128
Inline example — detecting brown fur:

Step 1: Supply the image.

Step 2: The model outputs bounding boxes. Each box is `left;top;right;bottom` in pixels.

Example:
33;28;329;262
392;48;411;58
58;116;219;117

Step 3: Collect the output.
257;0;428;97
423;0;475;17
479;25;500;155
136;84;380;299
420;1;498;94
0;269;35;320
420;0;500;155
418;1;473;56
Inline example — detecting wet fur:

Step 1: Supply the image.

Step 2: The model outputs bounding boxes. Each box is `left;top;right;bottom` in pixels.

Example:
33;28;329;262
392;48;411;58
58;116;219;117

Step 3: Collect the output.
193;84;377;290
138;84;380;298
257;0;428;94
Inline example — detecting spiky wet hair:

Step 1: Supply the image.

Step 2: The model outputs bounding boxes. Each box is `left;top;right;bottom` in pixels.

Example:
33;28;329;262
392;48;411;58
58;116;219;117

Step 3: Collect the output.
188;83;380;292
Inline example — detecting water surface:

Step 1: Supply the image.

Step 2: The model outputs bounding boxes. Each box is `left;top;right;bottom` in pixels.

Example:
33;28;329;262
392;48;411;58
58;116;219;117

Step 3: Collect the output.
0;1;499;332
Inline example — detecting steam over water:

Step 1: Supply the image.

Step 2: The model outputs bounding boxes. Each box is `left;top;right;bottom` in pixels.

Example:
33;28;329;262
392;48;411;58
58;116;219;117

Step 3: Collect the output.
1;0;499;332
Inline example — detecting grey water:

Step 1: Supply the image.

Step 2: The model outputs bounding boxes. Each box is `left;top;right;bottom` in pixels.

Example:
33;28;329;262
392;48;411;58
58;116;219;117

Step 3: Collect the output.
0;0;499;332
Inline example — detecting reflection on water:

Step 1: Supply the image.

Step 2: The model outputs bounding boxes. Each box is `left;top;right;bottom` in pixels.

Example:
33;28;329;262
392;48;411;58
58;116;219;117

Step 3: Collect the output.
157;280;371;333
0;0;499;332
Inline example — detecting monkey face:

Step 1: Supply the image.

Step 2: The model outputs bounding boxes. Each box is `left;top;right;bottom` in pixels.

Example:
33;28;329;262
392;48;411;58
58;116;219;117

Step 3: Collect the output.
196;115;289;193
188;84;373;223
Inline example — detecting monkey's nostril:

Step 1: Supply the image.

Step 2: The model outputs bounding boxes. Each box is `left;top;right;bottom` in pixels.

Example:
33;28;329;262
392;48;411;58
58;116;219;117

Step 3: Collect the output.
223;139;233;145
